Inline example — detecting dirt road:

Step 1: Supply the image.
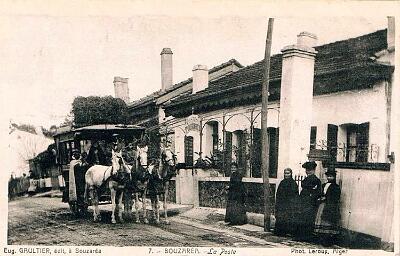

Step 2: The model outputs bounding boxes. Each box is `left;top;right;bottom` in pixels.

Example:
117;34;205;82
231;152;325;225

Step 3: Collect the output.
8;197;272;247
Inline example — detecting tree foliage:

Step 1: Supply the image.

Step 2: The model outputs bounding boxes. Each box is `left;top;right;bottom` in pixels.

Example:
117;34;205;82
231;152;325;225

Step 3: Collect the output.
72;96;129;127
33;144;56;170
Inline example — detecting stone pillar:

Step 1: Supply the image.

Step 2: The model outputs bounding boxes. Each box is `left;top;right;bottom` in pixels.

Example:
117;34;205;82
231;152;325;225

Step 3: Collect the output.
277;32;317;179
161;48;173;91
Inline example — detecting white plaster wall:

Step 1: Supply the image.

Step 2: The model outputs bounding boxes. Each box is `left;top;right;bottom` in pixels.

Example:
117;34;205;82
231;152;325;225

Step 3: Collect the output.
174;128;186;163
312;82;388;162
337;168;392;238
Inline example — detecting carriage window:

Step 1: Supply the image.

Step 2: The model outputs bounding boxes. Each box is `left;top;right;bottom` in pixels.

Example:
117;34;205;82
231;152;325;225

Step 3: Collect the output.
184;136;194;166
60;142;68;165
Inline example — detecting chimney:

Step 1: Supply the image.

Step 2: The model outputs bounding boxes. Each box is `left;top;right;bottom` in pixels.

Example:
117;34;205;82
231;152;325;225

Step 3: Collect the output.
277;31;318;178
161;48;173;91
297;31;318;48
192;65;209;94
113;77;130;104
387;16;395;52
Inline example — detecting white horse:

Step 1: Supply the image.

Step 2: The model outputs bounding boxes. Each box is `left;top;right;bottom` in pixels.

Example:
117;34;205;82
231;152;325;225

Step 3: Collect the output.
148;147;177;224
84;151;130;224
123;145;151;223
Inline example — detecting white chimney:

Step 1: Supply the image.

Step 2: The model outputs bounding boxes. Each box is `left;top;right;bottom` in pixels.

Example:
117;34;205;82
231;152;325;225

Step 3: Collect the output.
297;31;318;48
192;65;209;94
161;48;173;91
113;77;130;104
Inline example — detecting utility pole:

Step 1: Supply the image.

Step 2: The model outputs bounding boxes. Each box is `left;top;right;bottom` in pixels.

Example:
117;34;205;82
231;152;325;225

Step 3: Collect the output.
261;18;274;232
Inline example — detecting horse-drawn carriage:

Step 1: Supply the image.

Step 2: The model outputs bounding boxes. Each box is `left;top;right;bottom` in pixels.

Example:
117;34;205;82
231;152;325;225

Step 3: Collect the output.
53;124;177;224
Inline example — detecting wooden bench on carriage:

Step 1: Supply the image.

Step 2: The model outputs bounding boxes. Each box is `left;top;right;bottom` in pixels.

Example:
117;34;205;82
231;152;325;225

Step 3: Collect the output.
53;124;145;217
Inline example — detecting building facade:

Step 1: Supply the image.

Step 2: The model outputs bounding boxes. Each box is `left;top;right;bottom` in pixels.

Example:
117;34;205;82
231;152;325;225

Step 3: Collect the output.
121;20;395;248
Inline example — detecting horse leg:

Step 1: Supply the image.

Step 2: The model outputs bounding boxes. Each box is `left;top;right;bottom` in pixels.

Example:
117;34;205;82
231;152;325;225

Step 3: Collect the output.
118;190;124;222
84;183;89;205
142;189;149;224
134;193;140;223
110;186;117;224
164;182;170;225
93;189;100;222
123;190;131;218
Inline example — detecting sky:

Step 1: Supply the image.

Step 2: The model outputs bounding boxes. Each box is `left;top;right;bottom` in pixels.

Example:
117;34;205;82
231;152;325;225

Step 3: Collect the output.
0;2;391;128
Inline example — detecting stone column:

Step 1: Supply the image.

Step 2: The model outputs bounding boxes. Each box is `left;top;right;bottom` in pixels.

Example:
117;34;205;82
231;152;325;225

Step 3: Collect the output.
277;32;317;179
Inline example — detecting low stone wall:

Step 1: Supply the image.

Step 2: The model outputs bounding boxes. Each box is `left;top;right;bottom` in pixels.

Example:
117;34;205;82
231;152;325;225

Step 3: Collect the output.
198;178;276;214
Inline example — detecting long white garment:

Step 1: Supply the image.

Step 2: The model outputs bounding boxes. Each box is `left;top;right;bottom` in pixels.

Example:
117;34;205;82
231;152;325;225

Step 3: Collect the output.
324;183;331;195
68;159;81;202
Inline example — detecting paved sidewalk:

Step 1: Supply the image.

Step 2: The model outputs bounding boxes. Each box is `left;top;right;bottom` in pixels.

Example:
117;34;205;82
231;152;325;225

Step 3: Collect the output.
177;207;344;249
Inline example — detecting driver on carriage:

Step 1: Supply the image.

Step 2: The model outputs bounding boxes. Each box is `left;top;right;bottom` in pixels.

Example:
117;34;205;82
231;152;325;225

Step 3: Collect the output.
111;134;129;175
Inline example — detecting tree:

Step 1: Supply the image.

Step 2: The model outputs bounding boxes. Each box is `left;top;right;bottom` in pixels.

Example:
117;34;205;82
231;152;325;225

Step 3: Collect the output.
41;126;58;138
71;96;129;127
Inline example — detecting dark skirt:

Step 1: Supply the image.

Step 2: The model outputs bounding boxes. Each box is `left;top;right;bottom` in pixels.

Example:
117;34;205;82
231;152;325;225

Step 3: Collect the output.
275;206;296;235
314;202;340;235
225;185;247;225
225;199;247;225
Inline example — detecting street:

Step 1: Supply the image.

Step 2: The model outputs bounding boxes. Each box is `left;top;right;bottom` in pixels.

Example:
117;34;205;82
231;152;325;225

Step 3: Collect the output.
7;196;328;248
8;196;264;247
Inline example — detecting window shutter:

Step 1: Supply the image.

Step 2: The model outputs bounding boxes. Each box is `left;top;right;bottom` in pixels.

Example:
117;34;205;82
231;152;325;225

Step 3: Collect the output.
356;122;369;162
268;127;279;178
224;131;233;176
252;128;262;178
212;123;219;155
327;124;338;162
233;131;247;171
184;136;194;166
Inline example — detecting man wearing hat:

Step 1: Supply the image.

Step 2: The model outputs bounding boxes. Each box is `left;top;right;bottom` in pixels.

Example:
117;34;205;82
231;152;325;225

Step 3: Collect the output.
314;168;341;246
295;161;321;241
87;141;107;166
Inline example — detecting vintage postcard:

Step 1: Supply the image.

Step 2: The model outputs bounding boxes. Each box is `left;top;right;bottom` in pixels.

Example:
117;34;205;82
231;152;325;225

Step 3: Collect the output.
1;1;399;256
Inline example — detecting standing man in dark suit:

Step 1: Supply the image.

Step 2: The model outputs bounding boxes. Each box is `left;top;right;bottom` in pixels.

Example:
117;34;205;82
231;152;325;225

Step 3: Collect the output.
295;161;321;242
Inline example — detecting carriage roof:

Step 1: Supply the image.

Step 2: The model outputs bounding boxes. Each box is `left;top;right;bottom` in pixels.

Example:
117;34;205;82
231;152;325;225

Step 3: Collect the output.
54;124;145;142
